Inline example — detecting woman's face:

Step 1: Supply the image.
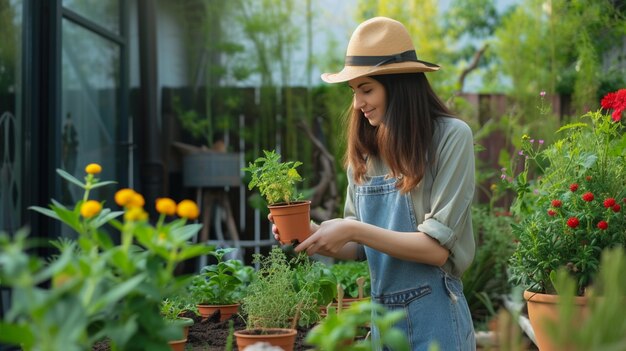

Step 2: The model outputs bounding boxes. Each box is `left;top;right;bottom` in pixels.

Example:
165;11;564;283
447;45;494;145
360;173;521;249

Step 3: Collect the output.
349;76;387;127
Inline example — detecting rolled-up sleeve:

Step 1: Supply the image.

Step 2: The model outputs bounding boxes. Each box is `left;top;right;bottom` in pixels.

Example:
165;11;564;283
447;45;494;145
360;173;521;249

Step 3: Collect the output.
417;119;475;253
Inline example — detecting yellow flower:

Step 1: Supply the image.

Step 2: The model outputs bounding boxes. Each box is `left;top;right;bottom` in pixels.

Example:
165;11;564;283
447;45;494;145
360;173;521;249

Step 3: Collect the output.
85;163;102;174
156;198;177;216
124;207;148;222
490;183;497;191
128;193;145;208
176;200;199;220
80;200;102;218
115;188;136;207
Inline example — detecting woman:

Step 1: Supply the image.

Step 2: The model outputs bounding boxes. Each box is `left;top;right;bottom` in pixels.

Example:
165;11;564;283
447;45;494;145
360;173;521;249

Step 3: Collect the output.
272;17;476;350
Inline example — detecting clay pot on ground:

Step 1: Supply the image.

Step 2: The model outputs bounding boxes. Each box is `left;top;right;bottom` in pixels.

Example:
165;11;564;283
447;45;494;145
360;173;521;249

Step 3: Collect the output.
197;303;240;322
234;328;298;351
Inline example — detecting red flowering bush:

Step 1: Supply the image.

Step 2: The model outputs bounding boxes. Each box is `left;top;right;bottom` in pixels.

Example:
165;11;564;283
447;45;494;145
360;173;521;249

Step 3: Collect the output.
508;90;626;295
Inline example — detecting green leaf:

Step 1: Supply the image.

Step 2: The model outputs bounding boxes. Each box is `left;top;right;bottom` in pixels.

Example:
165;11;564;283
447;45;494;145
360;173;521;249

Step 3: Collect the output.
171;223;203;242
91;209;124;229
0;322;35;347
56;168;86;188
28;205;60;221
89;180;117;189
177;245;215;261
89;274;147;314
32;243;75;284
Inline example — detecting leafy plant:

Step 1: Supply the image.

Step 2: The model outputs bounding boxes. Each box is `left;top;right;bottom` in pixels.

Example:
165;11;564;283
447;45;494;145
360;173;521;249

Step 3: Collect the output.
188;248;255;305
240;246;319;329
160;298;197;321
305;300;409;351
243;149;304;205
329;261;371;299
0;164;213;351
291;255;337;308
506;90;626;295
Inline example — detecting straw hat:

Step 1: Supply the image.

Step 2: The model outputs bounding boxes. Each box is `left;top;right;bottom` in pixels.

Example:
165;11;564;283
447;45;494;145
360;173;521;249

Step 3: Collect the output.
321;17;440;84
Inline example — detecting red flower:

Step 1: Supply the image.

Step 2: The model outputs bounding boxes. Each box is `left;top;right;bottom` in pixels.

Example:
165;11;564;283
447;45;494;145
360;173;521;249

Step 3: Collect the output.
600;89;626;122
585;176;592;181
604;198;616;208
582;192;594;202
547;209;557;216
597;221;609;230
569;183;579;192
613;204;621;213
551;199;563;208
567;217;580;228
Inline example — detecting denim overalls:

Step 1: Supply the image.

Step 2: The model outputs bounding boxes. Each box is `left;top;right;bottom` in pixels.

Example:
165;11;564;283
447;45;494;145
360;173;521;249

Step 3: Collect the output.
354;174;475;351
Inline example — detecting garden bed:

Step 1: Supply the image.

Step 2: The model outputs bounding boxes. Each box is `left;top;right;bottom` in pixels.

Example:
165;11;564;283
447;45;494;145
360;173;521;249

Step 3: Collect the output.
186;311;314;350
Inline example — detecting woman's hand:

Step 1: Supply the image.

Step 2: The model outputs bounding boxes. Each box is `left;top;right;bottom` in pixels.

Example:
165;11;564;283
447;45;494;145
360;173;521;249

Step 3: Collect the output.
294;218;354;256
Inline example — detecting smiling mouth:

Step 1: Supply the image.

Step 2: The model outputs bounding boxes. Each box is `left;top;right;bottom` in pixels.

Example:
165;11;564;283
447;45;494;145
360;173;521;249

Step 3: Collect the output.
363;109;374;117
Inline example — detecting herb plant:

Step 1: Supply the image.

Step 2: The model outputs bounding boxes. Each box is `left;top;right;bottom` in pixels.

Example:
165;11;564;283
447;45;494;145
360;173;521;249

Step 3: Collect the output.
189;248;254;305
240;246;319;329
160;298;197;321
243;149;304;205
292;255;337;308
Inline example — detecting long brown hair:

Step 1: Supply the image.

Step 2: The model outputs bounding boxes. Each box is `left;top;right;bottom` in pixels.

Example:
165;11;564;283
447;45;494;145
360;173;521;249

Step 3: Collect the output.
345;72;452;193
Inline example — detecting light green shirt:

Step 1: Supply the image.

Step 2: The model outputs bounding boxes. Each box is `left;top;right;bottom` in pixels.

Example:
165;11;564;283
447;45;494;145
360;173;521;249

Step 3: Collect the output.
344;117;476;277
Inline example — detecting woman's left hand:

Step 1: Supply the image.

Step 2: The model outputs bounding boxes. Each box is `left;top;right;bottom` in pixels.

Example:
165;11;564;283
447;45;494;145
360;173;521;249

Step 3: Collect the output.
295;218;354;256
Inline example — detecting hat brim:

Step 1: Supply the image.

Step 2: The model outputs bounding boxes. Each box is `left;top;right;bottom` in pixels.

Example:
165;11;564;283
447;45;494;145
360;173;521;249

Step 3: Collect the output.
321;61;440;84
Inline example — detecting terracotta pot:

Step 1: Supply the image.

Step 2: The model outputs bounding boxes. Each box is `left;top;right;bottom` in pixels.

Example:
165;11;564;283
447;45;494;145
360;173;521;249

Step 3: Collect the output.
523;290;588;351
166;317;194;342
268;201;311;245
168;338;187;351
197;303;240;322
234;328;297;351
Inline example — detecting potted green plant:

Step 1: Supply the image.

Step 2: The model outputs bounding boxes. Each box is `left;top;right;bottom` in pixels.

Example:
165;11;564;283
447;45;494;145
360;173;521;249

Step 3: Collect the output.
292;256;337;314
172;96;241;188
504;89;626;350
188;248;254;321
160;298;196;351
243;149;311;245
234;246;319;351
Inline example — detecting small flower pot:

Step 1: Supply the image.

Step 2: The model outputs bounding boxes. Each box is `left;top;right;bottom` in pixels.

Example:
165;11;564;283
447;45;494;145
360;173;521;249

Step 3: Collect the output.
268;201;311;245
197;303;240;322
234;328;297;351
168;338;187;351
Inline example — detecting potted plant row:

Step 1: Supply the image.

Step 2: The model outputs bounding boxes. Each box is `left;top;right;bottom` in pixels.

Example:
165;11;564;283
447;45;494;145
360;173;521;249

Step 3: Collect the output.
243;149;311;245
